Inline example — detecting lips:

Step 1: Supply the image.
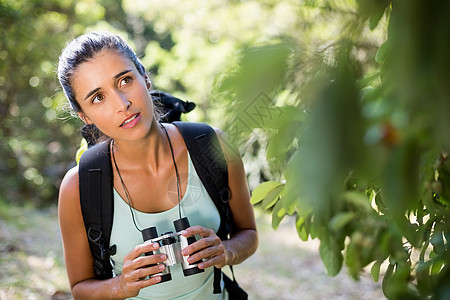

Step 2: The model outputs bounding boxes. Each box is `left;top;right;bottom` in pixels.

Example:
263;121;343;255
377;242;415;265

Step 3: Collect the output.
120;113;141;128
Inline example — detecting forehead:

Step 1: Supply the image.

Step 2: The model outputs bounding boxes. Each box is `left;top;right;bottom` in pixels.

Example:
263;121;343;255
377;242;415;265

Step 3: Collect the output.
71;50;136;96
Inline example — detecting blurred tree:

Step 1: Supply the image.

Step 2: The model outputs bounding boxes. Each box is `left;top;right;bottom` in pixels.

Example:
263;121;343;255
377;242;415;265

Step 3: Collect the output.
214;0;450;298
0;0;127;205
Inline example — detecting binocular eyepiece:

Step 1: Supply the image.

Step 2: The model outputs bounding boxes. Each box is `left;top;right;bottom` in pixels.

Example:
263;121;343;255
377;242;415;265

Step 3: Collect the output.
142;217;204;283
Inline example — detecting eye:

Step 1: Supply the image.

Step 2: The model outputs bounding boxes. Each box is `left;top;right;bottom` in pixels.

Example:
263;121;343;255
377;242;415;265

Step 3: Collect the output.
92;93;105;104
119;76;132;87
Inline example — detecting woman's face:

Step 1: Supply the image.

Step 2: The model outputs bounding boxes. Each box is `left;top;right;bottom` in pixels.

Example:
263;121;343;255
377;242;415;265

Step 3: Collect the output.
71;49;154;142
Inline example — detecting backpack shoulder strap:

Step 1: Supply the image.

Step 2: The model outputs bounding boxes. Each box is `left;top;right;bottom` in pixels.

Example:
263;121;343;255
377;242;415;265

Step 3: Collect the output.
173;121;232;295
173;121;231;239
78;140;116;279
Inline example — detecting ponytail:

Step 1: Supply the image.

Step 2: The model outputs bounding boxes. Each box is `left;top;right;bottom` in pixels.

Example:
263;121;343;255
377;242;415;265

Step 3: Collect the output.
81;123;109;147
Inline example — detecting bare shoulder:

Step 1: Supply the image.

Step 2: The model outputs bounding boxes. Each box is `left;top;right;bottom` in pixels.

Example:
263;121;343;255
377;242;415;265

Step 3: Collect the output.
58;165;82;223
59;166;80;202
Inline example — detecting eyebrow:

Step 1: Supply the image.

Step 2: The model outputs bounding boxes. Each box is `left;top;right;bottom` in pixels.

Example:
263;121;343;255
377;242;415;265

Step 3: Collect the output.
114;69;132;79
83;87;101;102
83;69;133;101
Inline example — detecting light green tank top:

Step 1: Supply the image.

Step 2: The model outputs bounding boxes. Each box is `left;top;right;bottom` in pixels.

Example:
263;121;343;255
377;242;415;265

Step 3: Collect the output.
110;154;227;300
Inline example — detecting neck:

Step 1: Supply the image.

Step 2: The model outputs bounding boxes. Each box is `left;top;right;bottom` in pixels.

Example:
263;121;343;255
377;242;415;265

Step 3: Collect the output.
111;121;169;173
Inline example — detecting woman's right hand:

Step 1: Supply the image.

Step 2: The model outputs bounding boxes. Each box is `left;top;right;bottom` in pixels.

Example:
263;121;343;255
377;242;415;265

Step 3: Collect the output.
59;167;167;300
115;242;167;298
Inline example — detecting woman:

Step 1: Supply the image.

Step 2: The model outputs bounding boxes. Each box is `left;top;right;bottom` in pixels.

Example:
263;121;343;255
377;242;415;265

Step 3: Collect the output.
57;31;258;299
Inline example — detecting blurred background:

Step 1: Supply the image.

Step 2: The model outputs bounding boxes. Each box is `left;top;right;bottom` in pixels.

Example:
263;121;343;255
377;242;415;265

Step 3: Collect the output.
1;0;449;299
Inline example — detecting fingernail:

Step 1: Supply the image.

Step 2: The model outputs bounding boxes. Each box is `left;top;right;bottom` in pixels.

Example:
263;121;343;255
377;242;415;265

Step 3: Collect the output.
182;249;187;256
182;230;188;236
160;254;167;260
199;263;204;269
159;264;165;270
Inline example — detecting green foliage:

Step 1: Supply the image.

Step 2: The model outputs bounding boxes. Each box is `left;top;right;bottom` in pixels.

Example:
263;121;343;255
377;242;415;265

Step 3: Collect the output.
3;0;449;297
0;0;90;205
214;0;450;298
0;0;176;205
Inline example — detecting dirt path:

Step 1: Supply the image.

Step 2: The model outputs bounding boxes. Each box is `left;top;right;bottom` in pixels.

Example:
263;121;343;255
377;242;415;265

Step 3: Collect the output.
0;206;385;299
0;205;70;300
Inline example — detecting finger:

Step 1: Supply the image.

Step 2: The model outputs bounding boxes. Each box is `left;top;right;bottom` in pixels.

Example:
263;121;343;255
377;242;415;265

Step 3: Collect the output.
187;243;224;265
134;253;167;269
198;252;227;269
123;257;168;282
133;264;167;281
182;225;215;238
182;234;220;256
122;272;163;291
124;242;160;260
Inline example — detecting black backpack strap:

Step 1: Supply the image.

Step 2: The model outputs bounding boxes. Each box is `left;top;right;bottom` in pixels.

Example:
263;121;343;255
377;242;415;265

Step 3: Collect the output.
173;121;232;294
173;121;231;238
78;140;116;279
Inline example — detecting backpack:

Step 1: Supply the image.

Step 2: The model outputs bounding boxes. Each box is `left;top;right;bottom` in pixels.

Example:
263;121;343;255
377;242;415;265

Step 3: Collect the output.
78;120;244;295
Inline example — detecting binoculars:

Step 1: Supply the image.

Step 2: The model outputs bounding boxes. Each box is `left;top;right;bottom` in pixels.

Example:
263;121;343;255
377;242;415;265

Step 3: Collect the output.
141;217;204;283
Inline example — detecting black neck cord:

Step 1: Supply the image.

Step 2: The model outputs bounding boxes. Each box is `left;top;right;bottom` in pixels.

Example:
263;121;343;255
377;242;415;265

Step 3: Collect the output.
111;141;141;232
111;123;182;232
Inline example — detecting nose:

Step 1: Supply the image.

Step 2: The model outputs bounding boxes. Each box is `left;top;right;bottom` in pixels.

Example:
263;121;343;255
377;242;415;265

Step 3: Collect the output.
114;91;131;112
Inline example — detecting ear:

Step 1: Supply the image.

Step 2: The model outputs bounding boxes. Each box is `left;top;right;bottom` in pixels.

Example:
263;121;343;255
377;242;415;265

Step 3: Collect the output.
77;112;94;125
145;75;152;90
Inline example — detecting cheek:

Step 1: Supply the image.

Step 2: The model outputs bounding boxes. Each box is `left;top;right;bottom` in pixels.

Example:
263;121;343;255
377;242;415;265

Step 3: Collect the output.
137;89;154;111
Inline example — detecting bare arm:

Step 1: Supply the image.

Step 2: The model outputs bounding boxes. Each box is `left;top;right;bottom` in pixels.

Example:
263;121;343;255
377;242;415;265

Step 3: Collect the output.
182;129;258;268
58;167;166;299
219;128;258;265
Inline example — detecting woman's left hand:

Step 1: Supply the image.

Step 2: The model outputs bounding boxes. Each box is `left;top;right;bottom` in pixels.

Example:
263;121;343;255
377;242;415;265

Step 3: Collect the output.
181;226;229;269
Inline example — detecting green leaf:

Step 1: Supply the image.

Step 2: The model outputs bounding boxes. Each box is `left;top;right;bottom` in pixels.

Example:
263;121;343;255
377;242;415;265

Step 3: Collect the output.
250;181;284;205
431;259;444;275
369;10;384;30
345;238;362;280
375;40;390;64
277;184;299;216
295;215;309;241
270;190;294;230
416;260;433;294
271;202;285;230
371;260;382;282
266;129;294;164
369;2;388;30
261;184;285;210
382;263;395;297
341;191;372;211
319;234;343;276
430;231;445;255
328;212;356;232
